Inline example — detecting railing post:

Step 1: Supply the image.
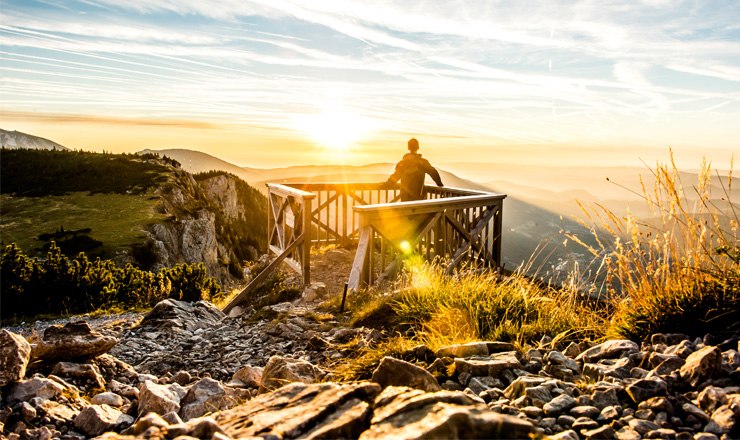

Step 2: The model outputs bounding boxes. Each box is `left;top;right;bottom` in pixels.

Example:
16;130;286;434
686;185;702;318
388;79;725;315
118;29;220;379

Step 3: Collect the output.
302;195;312;285
492;201;503;266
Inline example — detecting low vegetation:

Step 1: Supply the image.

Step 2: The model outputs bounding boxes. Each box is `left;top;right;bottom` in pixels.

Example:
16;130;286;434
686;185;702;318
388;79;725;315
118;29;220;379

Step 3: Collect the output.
333;154;739;379
1;242;222;320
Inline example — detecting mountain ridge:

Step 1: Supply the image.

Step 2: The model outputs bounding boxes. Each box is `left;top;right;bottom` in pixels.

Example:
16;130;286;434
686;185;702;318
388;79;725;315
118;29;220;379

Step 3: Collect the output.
1;129;69;151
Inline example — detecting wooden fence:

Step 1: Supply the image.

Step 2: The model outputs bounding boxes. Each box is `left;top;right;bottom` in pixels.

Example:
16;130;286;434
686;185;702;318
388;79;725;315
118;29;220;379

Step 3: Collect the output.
222;182;505;312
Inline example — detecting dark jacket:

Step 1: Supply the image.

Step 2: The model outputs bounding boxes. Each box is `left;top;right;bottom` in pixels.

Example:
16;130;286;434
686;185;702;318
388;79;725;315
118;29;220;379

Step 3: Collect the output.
387;153;443;201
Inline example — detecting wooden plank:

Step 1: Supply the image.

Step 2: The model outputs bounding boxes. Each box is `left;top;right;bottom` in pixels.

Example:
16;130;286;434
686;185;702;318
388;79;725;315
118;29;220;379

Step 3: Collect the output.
348;226;372;290
224;233;304;313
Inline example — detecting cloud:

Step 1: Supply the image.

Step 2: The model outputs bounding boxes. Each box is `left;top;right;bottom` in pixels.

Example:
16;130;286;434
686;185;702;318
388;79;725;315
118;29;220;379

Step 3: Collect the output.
0;110;219;129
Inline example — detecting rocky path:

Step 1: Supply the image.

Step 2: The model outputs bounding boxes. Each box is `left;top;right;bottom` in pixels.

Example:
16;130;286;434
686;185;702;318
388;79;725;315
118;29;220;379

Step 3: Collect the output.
1;294;739;439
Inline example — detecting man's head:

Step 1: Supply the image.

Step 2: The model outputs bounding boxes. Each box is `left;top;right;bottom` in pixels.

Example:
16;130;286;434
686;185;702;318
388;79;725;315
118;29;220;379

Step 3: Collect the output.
407;138;419;152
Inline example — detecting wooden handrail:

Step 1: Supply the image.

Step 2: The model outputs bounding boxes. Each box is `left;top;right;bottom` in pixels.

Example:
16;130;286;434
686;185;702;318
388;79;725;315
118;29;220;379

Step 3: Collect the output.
355;194;506;216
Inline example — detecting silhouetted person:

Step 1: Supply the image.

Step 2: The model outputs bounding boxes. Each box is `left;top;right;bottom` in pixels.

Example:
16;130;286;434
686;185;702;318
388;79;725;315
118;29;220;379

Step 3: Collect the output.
386;138;443;201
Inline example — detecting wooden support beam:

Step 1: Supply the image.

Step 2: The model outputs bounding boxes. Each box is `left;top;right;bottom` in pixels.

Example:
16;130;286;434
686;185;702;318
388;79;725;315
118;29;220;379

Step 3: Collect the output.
348;226;372;290
223;233;304;313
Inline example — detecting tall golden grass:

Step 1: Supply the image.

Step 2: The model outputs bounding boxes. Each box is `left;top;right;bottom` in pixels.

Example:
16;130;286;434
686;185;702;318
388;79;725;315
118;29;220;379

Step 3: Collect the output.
571;152;739;340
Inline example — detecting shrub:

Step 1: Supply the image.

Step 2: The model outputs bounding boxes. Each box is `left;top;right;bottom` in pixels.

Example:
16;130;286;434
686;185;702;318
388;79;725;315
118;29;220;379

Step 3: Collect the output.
0;242;223;320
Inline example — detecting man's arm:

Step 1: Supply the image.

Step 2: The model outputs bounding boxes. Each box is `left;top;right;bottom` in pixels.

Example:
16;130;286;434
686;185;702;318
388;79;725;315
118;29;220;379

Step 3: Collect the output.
386;161;403;184
423;160;444;187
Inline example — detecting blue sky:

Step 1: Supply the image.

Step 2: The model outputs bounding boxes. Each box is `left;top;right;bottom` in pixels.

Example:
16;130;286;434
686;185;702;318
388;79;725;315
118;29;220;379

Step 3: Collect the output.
1;0;739;167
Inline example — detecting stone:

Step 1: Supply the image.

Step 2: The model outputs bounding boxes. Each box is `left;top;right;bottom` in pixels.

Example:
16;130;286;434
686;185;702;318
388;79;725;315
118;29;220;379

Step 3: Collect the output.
503;376;548;399
680;346;721;387
259;355;326;392
73;404;133;437
30;321;117;361
371;357;441;392
543;394;577;416
361;385;534;439
564;342;582;358
215;382;381;439
172;370;192;386
640;396;673;414
522;406;544;418
51;362;106;390
570;405;601;418
550;429;579;440
109;379;139;399
179;377;247;421
525;385;553;407
697;386;728;413
692;434;719;440
615;425;642;440
436;342;490;358
544;350;581;372
20;401;36;420
130;412;169;435
138;380;187;416
453;351;521;377
91;392;124;407
577;340;640;363
704;403;739;436
558;414;576;427
8;377;66;402
626;377;668;403
650;356;686;377
0;329;31;386
467;376;503;395
644;428;677;439
572;416;599;431
628;418;661;435
583;357;632;380
599;405;621;421
302;282;327;301
231;365;263;388
583;424;616;439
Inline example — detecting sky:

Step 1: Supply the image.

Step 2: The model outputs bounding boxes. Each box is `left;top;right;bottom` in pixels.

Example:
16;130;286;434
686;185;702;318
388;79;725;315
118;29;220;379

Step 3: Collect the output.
1;0;739;169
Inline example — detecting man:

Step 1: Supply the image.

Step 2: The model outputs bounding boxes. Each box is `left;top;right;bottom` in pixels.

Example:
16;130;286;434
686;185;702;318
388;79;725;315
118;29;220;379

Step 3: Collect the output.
386;138;444;201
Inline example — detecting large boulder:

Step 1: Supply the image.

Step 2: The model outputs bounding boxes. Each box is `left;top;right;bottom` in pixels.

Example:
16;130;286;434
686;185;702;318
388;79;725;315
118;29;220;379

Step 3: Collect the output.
360;386;534;439
231;365;263;388
371;357;441;392
453;351;521;377
73;404;133;437
259;355;325;393
216;382;381;439
30;321;116;362
0;329;31;386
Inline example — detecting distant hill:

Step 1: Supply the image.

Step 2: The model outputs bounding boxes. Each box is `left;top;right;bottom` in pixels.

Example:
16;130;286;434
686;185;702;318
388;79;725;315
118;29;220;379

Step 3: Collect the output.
139;148;266;184
0;129;69;150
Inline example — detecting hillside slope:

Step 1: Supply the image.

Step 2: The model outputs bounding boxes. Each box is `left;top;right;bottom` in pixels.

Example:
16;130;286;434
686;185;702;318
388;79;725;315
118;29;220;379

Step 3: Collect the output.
0;149;267;287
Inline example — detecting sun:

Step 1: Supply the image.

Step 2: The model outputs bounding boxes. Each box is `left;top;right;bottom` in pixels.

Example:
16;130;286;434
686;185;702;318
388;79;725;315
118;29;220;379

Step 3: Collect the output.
295;103;374;152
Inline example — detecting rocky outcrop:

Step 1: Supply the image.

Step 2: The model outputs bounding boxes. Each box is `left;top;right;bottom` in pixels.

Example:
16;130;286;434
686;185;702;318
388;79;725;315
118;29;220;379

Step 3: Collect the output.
143;170;262;287
0;329;31;386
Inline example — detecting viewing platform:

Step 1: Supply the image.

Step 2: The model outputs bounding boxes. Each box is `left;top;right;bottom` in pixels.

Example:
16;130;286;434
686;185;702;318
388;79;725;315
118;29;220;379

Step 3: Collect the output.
223;182;506;313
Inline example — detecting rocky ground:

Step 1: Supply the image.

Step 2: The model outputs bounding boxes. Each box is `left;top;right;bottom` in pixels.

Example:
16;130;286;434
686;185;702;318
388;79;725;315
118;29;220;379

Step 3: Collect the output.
1;284;739;439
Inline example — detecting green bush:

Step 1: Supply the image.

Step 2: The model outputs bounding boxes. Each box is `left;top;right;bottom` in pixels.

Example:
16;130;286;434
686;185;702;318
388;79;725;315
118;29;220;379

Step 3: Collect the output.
0;242;223;320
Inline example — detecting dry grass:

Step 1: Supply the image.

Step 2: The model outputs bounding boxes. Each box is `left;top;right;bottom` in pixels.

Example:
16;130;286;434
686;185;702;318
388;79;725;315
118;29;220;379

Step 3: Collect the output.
571;151;739;340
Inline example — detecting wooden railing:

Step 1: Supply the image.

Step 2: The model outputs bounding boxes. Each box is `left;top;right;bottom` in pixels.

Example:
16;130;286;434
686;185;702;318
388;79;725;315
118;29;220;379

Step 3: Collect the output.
223;182;505;312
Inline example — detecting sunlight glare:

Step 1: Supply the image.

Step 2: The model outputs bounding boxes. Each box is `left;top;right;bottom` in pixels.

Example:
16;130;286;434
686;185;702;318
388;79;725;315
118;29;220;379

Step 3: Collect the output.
295;101;375;152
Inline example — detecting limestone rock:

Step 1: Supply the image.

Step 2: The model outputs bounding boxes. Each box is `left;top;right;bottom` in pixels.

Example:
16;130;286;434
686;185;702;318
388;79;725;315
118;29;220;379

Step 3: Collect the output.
30;321;116;361
543;394;577;416
679;345;721;387
91;392;124;407
138;380;187;416
73;404;133;437
454;351;521;377
231;365;262;388
139;299;225;332
51;361;106;390
625;377;667;403
371;356;441;392
576;340;639;363
8;377;66;402
0;329;31;386
179;377;248;421
361;385;534;439
215;382;381;438
259;355;325;393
